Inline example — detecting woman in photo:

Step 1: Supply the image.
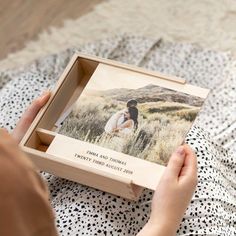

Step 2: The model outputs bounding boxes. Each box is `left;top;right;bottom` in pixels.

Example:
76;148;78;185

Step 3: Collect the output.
114;106;138;135
104;99;138;134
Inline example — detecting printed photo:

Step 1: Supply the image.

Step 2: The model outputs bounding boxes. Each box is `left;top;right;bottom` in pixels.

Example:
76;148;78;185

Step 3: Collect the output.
58;65;205;166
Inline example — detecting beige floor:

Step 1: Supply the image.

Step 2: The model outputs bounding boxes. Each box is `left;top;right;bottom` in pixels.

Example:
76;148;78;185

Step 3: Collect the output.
1;0;236;70
0;0;103;60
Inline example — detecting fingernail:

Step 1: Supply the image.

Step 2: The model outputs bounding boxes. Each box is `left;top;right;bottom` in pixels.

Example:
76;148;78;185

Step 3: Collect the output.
41;90;50;97
40;91;50;101
176;146;185;157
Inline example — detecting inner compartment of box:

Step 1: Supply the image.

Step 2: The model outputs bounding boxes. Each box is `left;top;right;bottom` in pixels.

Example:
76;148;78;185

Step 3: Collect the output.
25;57;99;152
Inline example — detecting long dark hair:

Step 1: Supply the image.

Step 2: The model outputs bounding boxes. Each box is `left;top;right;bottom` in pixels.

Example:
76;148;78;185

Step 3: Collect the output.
125;106;138;129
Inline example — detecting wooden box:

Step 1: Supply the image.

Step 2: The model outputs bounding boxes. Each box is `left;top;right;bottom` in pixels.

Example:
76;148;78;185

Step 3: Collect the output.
20;53;209;200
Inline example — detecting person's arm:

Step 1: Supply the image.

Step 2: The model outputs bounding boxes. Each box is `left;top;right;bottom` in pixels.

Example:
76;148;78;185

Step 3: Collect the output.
113;119;133;132
105;110;124;133
137;144;198;236
0;128;58;236
0;91;58;236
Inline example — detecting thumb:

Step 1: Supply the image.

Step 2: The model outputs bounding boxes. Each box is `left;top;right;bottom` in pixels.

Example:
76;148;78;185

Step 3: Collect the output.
165;146;186;179
12;91;50;143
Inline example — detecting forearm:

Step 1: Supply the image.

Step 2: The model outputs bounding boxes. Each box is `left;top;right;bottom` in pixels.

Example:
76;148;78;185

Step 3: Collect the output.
137;221;176;236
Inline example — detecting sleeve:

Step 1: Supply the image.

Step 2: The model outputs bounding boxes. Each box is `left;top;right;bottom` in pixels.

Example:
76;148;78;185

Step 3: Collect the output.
104;109;125;133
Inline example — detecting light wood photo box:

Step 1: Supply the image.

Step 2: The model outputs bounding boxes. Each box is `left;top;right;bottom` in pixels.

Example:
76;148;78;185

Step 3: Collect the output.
19;53;199;200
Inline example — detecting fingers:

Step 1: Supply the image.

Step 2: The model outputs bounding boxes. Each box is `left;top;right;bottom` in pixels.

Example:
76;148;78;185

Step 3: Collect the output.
179;144;197;181
165;146;186;179
12;91;51;143
162;143;198;196
22;91;51;124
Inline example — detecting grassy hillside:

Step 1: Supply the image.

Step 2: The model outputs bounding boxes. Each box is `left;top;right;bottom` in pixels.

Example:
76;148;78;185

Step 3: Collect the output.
59;84;202;166
86;84;204;107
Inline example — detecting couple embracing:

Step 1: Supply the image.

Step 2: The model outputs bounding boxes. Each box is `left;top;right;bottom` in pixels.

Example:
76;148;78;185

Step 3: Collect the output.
104;99;138;135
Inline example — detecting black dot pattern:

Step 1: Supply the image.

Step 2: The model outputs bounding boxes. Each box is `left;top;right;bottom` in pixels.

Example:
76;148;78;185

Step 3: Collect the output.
0;35;235;235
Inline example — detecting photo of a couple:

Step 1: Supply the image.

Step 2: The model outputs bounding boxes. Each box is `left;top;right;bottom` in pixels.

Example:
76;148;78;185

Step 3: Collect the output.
58;69;205;166
104;99;138;135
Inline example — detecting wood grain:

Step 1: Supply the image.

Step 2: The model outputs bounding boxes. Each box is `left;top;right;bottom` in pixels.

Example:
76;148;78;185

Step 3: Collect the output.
0;0;104;60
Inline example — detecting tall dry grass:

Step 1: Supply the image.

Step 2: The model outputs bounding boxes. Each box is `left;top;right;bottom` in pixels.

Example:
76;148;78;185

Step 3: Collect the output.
59;95;198;166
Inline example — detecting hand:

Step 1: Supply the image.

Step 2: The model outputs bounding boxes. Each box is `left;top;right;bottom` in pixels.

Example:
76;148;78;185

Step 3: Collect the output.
12;91;51;143
138;144;198;236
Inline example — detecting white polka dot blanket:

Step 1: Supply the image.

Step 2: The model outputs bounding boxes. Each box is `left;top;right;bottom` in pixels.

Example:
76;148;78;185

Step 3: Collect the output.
0;35;235;235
